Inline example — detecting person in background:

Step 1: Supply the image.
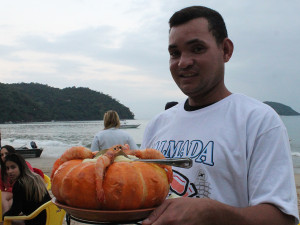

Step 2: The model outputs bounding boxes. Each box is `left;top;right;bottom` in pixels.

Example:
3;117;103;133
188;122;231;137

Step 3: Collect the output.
0;145;44;215
3;153;50;225
1;146;34;191
91;110;138;151
165;101;178;110
0;146;32;215
141;6;298;225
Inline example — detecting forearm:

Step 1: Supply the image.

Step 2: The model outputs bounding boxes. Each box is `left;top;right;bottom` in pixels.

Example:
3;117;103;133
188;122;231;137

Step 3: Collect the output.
209;200;295;225
143;198;296;225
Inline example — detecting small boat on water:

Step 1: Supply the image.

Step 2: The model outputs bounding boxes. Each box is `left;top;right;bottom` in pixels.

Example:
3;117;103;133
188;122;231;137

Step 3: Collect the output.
0;132;43;158
120;124;140;129
15;147;43;158
120;121;140;129
15;141;43;158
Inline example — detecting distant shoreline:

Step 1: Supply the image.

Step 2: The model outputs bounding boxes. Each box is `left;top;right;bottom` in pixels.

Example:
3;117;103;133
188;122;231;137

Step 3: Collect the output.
1;114;300;125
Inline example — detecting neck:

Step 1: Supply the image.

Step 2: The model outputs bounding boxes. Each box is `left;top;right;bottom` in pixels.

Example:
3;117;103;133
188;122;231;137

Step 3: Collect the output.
188;88;231;107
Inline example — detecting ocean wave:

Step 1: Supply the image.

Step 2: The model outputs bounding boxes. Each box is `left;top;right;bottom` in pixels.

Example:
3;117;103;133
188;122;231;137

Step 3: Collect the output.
292;152;300;157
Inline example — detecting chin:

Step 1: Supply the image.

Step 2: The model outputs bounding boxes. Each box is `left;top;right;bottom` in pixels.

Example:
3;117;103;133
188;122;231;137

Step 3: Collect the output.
180;87;197;97
179;85;193;94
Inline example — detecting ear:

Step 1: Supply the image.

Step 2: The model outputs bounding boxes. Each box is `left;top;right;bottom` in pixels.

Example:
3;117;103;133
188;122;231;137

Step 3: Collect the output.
222;38;234;62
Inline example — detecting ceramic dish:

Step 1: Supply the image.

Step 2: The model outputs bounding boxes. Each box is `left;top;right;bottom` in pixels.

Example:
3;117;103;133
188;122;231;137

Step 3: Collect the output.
52;198;155;223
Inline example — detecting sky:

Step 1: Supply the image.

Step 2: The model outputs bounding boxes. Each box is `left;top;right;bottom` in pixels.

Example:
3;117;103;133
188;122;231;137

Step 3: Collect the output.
0;0;299;119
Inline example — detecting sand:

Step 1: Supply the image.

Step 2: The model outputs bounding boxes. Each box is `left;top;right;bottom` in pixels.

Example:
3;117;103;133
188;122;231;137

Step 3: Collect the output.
26;157;300;224
27;157;57;177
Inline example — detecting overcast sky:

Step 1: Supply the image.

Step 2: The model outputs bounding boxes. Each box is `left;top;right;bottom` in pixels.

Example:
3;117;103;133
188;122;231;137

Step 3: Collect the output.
0;0;299;119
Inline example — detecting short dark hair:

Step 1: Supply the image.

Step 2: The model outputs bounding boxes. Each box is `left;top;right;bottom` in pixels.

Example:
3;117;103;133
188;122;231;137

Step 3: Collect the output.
169;6;228;44
165;101;178;110
1;145;16;154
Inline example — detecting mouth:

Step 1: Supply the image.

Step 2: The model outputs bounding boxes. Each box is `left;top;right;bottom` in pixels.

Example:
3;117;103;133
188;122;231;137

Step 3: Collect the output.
179;72;197;78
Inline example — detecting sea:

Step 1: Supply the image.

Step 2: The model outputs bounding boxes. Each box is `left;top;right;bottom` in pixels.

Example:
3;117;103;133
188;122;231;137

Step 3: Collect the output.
0;117;300;172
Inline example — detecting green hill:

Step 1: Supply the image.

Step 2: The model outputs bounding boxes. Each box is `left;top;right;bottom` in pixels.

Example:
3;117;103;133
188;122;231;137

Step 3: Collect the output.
0;82;135;123
264;101;300;116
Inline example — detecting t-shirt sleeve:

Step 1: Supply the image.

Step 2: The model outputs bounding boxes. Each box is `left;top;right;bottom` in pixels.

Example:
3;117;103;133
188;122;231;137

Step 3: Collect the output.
247;124;299;222
141;120;155;149
127;136;139;150
91;136;99;151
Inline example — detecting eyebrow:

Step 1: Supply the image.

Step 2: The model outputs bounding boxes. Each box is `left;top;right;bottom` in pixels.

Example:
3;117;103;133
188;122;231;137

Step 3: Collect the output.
168;38;204;50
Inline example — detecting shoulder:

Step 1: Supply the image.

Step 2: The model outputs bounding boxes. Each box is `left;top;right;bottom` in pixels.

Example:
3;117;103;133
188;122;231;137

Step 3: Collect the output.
229;94;279;117
229;94;285;132
94;129;106;137
12;180;23;192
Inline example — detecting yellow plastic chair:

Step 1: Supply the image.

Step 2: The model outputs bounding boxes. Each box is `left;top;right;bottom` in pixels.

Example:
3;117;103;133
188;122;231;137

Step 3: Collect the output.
43;174;51;190
3;200;66;225
0;174;51;222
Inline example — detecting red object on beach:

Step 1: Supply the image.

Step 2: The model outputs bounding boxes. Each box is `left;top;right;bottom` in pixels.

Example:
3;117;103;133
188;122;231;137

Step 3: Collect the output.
33;167;45;178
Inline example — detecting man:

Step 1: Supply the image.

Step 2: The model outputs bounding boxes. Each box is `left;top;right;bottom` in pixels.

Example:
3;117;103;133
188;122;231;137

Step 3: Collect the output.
141;6;299;225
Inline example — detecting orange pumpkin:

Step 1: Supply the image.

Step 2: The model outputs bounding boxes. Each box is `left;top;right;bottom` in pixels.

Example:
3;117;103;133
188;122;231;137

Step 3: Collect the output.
51;146;173;210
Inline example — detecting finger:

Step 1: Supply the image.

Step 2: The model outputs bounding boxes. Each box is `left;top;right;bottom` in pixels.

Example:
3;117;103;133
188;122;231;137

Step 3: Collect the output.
142;200;171;225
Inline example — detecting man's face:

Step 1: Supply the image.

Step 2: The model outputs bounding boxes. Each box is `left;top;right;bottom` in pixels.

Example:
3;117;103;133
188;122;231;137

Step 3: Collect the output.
168;18;226;103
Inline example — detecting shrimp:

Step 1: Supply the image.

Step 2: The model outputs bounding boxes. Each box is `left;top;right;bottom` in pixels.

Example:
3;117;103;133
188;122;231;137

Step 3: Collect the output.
125;148;165;159
51;146;94;180
124;148;173;183
95;145;124;202
60;146;94;163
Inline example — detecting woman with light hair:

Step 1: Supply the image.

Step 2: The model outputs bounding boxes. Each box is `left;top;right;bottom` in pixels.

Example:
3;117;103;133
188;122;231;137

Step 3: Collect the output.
91;110;138;151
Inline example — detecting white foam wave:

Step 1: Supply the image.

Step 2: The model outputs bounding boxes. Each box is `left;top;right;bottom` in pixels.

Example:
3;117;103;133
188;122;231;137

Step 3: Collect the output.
292;152;300;157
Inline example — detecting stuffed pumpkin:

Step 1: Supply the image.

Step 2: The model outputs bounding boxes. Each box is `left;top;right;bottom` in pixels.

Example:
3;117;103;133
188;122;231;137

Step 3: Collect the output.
51;145;173;210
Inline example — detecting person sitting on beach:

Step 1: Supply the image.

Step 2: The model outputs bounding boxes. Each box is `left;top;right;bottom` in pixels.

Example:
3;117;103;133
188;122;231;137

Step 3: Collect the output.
91;110;138;151
1;145;35;190
0;145;44;215
2;153;51;225
0;145;32;215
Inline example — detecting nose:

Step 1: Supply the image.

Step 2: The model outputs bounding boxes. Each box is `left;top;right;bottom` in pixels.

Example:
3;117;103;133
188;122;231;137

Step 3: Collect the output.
178;53;193;69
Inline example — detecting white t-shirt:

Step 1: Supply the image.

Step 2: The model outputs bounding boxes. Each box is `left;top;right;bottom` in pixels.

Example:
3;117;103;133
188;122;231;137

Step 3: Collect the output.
141;93;299;222
91;128;138;150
